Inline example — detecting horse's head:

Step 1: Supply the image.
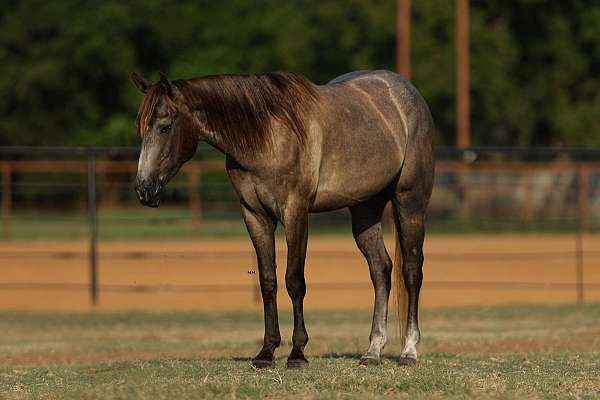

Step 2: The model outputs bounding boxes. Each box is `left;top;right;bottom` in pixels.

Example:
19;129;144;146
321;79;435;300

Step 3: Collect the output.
131;73;199;207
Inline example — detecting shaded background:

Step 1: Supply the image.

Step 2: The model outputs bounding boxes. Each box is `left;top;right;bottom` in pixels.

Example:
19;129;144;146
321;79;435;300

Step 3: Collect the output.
1;0;599;148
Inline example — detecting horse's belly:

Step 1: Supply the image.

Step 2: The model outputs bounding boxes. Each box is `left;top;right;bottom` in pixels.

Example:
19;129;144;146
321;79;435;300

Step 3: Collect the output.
310;159;400;212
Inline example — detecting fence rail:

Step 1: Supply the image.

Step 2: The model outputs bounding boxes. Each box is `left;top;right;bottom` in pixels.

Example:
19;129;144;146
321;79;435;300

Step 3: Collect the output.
0;146;599;308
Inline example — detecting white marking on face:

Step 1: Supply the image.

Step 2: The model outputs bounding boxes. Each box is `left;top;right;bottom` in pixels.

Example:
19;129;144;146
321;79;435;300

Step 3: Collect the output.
137;136;161;182
137;146;150;181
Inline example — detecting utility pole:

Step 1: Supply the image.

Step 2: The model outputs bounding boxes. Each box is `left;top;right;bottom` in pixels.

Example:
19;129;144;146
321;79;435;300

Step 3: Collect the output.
456;0;470;148
397;0;411;79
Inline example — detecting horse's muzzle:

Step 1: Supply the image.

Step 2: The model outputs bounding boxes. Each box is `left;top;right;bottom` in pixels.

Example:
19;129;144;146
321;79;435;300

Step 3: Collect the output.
135;178;162;208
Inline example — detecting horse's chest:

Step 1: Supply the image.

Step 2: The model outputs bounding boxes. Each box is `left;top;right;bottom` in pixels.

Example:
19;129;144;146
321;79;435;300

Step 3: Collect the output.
227;168;292;216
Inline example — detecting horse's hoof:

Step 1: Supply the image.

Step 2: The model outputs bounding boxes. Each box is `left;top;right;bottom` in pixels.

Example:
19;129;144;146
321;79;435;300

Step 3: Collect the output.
252;359;274;369
286;358;309;369
359;356;381;366
398;356;417;366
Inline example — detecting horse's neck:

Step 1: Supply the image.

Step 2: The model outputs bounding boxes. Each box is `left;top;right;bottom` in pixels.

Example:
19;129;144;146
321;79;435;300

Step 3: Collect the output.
183;76;294;169
199;130;258;169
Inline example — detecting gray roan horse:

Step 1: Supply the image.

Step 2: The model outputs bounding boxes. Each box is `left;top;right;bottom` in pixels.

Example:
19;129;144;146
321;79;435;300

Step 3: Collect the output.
131;70;434;368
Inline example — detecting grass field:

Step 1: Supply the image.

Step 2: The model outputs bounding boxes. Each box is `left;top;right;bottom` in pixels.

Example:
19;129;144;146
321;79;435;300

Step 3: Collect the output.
1;303;599;399
3;206;598;241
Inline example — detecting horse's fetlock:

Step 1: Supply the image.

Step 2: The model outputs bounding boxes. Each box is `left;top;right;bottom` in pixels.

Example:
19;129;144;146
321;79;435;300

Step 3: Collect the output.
293;331;309;347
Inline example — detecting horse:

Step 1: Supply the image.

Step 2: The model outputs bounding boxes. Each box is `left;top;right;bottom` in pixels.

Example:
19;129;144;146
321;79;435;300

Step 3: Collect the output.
131;70;435;368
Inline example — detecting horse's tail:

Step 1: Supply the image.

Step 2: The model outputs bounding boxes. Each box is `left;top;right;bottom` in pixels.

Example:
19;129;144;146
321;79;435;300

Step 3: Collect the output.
392;205;408;347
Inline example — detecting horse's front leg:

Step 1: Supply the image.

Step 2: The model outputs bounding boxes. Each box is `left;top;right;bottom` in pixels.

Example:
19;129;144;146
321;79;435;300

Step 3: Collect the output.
283;208;310;368
241;205;280;368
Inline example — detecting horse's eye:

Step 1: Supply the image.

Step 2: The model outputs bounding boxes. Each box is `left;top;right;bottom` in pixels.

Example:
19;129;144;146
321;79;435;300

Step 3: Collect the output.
160;124;172;134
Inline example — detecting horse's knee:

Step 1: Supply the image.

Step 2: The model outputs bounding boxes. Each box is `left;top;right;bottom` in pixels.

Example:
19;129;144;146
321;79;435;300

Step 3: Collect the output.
285;273;306;298
260;277;277;301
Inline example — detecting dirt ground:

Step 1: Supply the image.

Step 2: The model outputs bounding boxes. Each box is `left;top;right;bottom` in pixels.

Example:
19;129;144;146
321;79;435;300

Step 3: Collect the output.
0;234;598;311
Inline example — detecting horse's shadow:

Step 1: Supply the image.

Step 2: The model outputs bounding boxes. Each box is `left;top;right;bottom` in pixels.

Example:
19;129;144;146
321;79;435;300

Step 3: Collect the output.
230;353;406;363
231;357;253;362
320;352;404;362
321;352;361;360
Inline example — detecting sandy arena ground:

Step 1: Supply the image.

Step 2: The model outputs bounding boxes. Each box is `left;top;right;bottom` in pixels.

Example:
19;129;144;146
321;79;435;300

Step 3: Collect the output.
0;234;598;311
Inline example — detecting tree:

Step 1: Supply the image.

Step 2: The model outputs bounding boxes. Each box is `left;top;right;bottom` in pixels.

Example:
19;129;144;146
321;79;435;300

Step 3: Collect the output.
0;0;598;147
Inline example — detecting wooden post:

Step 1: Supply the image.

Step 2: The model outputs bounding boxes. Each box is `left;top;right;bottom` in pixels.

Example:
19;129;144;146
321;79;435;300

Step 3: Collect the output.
1;162;11;239
397;0;411;79
575;165;587;304
456;0;470;148
188;170;201;235
87;156;98;306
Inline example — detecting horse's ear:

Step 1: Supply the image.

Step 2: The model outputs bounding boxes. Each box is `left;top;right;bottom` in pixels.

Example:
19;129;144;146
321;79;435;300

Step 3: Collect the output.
159;72;187;111
159;72;175;96
131;72;151;94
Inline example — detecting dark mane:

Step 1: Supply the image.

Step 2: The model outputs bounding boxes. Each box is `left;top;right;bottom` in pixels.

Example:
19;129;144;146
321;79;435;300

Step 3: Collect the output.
136;72;319;152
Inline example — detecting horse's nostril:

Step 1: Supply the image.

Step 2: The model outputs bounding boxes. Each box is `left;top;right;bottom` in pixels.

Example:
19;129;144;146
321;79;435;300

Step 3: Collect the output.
134;178;162;206
134;185;144;201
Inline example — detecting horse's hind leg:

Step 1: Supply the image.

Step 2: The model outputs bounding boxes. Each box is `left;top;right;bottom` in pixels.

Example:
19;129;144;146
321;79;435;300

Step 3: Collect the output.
393;149;434;365
350;195;392;366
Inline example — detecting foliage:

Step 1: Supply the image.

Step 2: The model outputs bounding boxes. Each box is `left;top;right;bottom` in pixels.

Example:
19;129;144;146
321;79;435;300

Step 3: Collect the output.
0;0;598;147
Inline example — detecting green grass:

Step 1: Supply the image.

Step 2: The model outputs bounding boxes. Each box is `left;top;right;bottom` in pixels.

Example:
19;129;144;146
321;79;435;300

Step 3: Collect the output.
1;304;599;399
3;204;599;241
0;208;249;240
0;208;355;240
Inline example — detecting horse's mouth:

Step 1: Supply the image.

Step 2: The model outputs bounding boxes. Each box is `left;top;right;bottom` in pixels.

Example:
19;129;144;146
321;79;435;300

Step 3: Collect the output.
144;198;161;208
138;193;161;208
135;182;163;208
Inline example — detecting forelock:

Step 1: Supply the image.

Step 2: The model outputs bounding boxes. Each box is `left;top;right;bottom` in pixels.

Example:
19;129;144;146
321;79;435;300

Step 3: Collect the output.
135;85;177;137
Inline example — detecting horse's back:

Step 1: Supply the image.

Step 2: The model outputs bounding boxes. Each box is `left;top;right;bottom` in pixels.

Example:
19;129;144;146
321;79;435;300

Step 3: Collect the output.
326;70;433;134
327;70;372;84
309;70;433;212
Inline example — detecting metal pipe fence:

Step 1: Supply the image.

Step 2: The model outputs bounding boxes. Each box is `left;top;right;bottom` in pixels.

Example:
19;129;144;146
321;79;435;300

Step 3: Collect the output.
0;146;599;309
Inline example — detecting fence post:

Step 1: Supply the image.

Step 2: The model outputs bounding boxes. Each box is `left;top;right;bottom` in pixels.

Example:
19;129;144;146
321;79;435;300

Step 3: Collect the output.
87;155;98;306
1;162;11;239
575;165;586;304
